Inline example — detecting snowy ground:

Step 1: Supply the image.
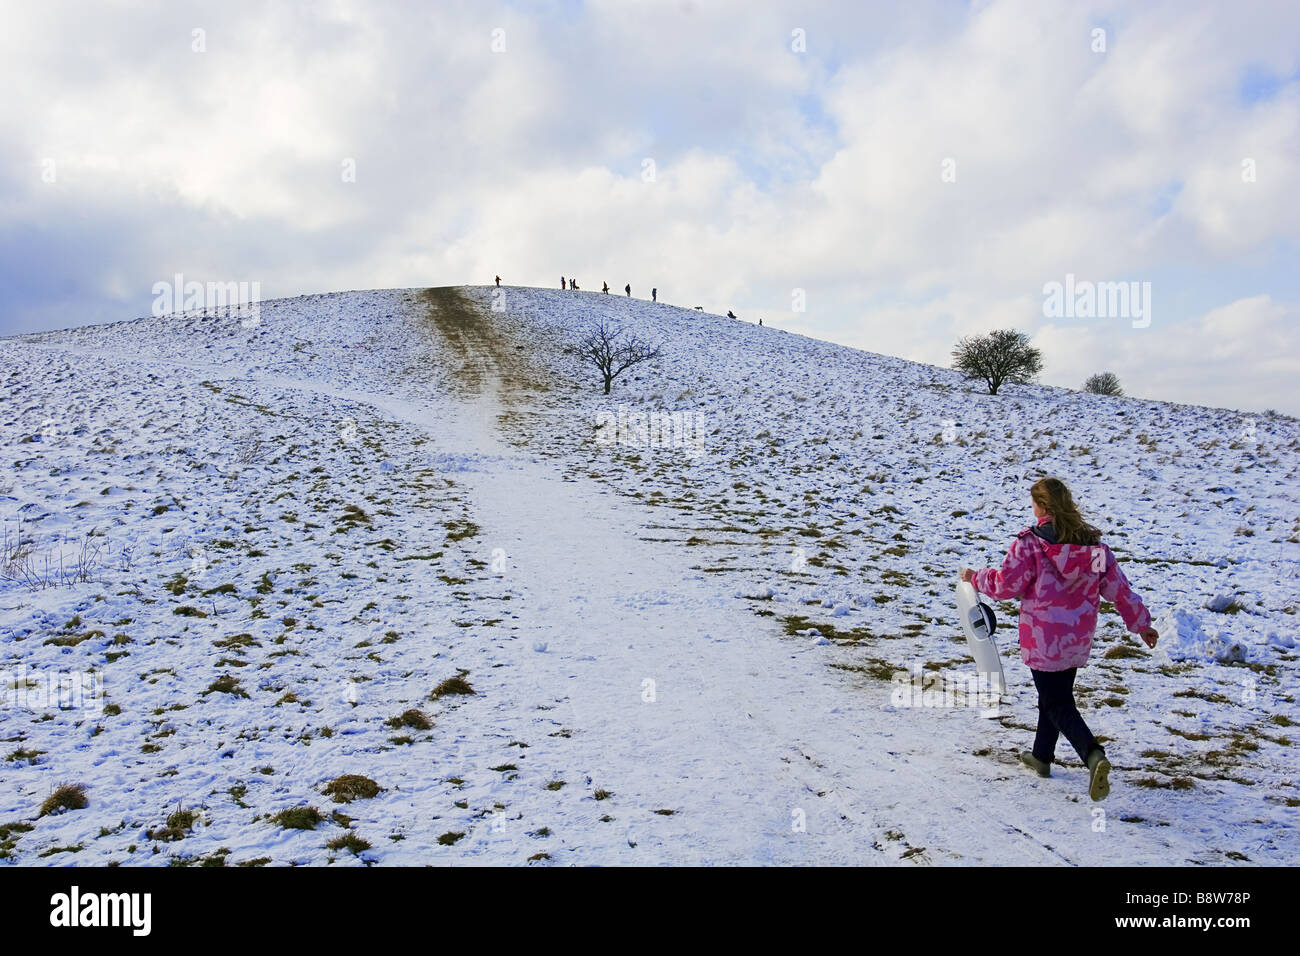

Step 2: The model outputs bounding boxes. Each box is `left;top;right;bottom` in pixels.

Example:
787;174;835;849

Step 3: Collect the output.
1;285;1296;865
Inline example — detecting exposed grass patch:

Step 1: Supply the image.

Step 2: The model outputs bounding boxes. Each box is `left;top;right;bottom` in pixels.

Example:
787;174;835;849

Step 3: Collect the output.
0;821;34;859
1172;688;1232;704
830;659;898;681
147;805;199;842
1209;599;1246;615
326;832;371;856
272;806;322;830
213;633;258;650
385;708;433;730
1167;726;1211;741
335;505;373;531
322;774;383;803
45;631;100;647
430;673;475;699
779;614;879;643
205;674;248;698
444;521;480;542
38;844;85;857
40;783;88;817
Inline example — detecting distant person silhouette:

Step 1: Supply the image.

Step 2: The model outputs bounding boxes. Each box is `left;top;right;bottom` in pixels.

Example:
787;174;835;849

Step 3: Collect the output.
759;318;763;326
561;276;566;290
625;284;631;297
602;282;609;294
572;279;579;290
651;288;657;302
495;275;501;287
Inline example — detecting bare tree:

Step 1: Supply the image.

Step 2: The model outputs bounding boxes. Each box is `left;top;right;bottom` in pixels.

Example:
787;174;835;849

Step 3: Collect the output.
951;328;1043;395
1083;371;1124;396
571;316;663;394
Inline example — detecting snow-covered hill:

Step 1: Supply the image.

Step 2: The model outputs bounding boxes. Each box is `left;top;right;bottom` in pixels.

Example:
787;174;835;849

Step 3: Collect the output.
1;285;1296;865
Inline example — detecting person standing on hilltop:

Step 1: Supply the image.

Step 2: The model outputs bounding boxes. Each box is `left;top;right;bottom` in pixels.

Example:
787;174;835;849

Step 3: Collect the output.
960;477;1158;801
602;282;609;294
495;275;501;287
625;284;631;297
561;276;566;290
572;279;579;290
651;288;657;302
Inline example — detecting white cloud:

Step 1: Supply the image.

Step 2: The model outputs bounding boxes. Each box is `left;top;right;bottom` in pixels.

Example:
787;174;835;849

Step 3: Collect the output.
1033;295;1300;412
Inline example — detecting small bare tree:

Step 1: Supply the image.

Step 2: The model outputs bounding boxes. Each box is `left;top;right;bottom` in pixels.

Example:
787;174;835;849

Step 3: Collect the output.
952;328;1043;395
571;317;663;394
1083;371;1123;396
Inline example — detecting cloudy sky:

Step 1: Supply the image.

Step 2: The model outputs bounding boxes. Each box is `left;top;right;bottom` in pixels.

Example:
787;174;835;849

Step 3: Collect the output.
3;0;1298;414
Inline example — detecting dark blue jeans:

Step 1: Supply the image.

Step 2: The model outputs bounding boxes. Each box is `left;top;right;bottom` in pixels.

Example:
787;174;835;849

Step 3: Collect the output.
1030;667;1103;764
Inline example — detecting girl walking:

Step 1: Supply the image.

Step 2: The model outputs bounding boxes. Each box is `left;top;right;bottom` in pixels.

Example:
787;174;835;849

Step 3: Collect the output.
961;477;1158;800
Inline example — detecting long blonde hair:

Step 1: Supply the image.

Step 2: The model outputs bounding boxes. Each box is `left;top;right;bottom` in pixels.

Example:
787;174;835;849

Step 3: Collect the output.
1031;477;1101;546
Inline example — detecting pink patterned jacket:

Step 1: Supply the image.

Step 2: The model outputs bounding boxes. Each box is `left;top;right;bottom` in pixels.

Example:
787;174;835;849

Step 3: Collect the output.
972;515;1152;671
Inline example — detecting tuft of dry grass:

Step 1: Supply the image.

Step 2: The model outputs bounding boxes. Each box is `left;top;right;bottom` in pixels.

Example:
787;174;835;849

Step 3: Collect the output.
430;674;475;699
205;674;248;697
40;783;88;817
272;806;322;830
385;708;433;730
326;832;371;855
148;805;200;841
322;774;383;804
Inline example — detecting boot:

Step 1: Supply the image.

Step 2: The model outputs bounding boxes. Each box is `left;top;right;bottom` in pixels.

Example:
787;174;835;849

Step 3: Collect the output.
1086;747;1111;801
1020;751;1051;777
